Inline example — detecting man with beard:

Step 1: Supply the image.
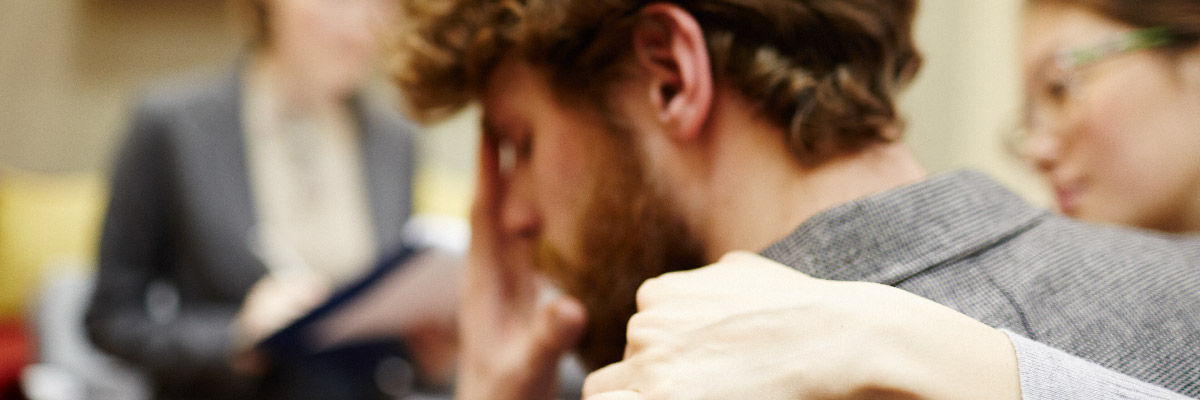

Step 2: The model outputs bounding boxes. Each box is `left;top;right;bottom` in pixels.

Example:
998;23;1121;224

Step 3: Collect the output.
391;0;1200;399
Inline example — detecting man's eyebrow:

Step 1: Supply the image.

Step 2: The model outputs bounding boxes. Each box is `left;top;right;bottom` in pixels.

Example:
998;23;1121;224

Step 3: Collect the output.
482;110;519;141
481;113;504;143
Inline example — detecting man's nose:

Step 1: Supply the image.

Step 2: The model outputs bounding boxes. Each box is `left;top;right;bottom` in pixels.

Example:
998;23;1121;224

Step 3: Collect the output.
500;175;541;240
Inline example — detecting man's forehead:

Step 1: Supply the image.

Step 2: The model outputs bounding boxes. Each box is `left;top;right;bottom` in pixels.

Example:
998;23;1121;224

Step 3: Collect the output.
480;58;573;135
483;58;542;99
480;59;537;136
479;57;626;143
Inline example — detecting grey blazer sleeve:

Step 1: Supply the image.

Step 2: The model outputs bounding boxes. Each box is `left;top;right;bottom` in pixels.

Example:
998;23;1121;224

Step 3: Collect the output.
84;98;247;391
1003;331;1191;399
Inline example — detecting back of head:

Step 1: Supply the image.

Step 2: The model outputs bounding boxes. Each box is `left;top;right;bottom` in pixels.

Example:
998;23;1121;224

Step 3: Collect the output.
393;0;923;166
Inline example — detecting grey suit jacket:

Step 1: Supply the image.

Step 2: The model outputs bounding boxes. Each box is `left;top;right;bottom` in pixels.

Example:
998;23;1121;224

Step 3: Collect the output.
762;171;1200;397
84;67;418;399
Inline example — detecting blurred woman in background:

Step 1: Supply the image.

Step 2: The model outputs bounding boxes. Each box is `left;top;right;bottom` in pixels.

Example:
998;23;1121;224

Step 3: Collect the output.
1017;0;1200;233
83;0;436;398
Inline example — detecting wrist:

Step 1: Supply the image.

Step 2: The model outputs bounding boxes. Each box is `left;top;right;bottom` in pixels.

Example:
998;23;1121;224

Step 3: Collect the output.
935;323;1021;400
456;355;561;400
982;327;1022;400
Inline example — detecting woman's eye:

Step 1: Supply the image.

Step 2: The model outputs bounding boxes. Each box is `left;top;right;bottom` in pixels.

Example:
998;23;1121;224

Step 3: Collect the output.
1045;79;1069;103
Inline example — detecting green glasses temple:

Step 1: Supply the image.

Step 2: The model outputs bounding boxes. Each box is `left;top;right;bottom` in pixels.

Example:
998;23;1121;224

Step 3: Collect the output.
1057;26;1173;69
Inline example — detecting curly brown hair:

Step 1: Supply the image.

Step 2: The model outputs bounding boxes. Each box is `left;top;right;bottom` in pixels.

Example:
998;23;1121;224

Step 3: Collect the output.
392;0;923;166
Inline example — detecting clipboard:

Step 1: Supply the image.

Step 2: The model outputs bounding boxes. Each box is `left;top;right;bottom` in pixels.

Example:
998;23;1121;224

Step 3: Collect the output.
256;245;422;359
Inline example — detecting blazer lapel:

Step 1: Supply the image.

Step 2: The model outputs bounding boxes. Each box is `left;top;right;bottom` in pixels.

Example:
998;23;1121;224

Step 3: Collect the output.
354;96;415;251
181;66;266;291
201;68;258;243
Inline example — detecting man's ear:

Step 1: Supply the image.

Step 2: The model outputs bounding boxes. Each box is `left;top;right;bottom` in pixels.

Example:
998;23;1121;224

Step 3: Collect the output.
633;3;713;142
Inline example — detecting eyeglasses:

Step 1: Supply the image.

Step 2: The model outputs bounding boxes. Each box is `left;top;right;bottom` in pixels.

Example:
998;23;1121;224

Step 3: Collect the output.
1009;26;1173;157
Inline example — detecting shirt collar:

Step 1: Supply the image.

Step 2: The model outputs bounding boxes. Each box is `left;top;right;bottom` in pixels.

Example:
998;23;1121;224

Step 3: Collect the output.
759;170;1047;284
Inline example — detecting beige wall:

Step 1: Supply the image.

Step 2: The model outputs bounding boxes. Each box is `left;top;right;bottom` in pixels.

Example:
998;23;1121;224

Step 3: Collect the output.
903;0;1048;204
0;0;1047;203
0;0;241;173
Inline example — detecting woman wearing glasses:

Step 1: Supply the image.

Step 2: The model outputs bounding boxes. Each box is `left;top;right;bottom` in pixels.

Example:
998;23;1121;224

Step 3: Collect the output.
979;0;1200;396
1017;0;1200;233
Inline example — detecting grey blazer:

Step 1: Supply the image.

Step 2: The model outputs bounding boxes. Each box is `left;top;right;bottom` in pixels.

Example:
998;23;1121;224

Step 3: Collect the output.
762;171;1200;397
84;68;417;399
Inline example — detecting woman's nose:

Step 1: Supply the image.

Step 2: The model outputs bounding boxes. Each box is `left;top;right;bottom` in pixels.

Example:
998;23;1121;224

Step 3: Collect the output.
1022;129;1062;174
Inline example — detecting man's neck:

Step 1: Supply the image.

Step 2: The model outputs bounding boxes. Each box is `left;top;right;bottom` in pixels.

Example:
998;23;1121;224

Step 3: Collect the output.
682;95;927;262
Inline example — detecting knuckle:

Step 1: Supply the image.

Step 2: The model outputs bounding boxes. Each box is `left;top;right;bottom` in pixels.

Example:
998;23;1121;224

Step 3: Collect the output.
624;314;661;347
634;278;664;309
625;311;652;332
582;367;617;396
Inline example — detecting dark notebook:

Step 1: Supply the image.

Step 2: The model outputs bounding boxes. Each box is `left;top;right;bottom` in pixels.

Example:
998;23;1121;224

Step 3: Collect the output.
257;245;421;359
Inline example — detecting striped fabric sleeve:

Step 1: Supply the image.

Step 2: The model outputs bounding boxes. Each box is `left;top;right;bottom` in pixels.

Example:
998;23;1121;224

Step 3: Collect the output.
1002;330;1192;399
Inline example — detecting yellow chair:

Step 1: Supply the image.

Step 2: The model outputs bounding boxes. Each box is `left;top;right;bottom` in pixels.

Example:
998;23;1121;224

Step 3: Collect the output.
0;169;107;321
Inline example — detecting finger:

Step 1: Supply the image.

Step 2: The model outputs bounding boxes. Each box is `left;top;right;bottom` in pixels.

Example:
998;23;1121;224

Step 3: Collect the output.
467;130;502;266
465;131;511;304
623;311;669;359
585;390;645;400
475;126;502;219
717;251;813;279
635;252;810;309
583;362;636;397
634;274;672;311
716;250;769;265
468;127;541;302
635;270;716;311
623;307;714;358
527;292;587;367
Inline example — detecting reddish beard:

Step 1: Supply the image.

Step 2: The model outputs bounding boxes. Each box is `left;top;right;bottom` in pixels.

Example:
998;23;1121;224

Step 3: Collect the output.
534;140;707;371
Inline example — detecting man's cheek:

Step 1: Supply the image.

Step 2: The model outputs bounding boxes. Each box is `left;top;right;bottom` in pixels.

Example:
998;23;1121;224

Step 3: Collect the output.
534;243;583;295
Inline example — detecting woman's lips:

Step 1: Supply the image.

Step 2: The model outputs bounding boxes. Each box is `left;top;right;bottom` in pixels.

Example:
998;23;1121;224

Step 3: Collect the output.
1055;184;1082;215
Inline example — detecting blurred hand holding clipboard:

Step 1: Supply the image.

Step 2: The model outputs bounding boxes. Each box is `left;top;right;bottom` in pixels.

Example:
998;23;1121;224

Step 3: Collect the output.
252;217;466;397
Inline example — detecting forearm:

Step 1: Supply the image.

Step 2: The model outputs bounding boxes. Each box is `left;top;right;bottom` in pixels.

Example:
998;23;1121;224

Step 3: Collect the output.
1003;331;1190;399
86;283;245;386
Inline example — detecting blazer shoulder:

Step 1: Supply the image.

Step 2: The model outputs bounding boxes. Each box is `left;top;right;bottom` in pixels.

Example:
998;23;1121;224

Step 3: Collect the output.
365;97;419;134
133;68;240;121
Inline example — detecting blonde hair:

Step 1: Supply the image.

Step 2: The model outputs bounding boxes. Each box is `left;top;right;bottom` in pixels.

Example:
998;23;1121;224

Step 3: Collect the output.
231;0;271;48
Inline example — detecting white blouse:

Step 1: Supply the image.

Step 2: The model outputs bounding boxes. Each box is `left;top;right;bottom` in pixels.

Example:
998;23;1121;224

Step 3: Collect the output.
241;69;377;286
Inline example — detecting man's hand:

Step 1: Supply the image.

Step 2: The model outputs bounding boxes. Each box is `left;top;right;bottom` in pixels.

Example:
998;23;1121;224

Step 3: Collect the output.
456;133;587;400
583;252;1021;400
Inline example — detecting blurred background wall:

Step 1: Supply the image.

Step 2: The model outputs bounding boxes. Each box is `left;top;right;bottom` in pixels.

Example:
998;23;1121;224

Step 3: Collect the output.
0;0;1044;323
0;0;242;173
0;0;1043;192
904;0;1045;204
